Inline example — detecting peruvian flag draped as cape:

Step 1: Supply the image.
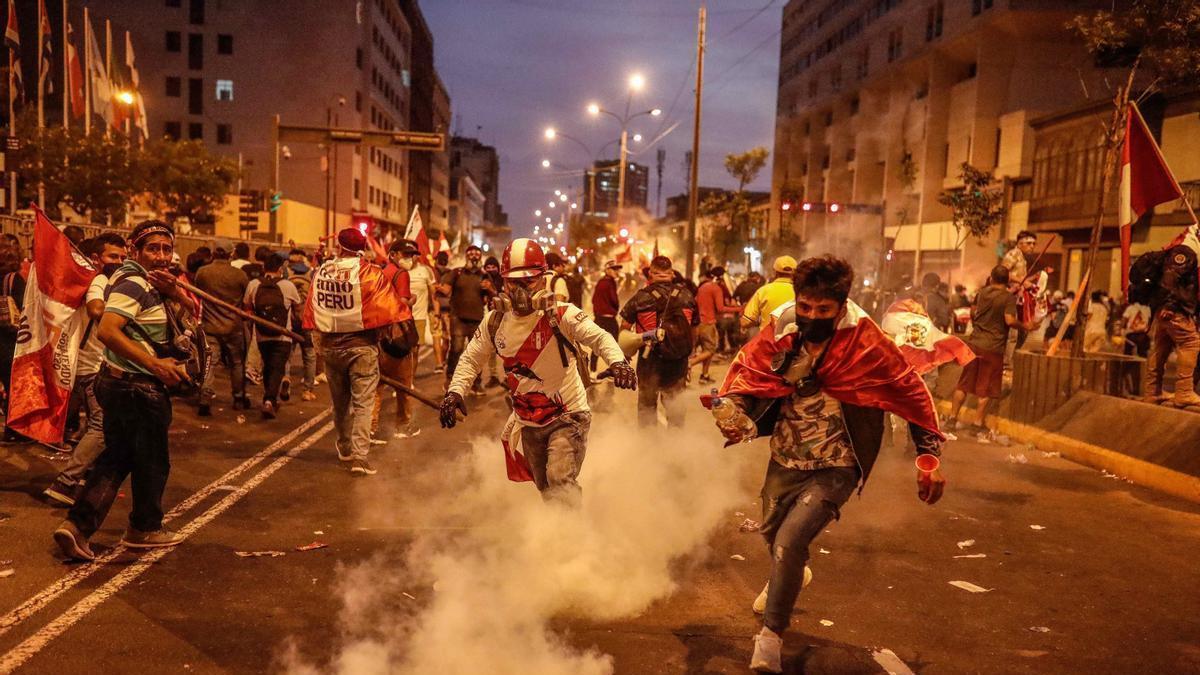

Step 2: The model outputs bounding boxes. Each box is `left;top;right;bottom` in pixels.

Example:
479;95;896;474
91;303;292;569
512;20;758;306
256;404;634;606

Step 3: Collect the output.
7;207;97;444
711;300;943;439
881;298;975;375
301;256;407;333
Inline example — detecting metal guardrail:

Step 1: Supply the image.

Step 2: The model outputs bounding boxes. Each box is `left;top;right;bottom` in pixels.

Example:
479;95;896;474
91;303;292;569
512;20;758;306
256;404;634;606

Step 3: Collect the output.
0;215;298;259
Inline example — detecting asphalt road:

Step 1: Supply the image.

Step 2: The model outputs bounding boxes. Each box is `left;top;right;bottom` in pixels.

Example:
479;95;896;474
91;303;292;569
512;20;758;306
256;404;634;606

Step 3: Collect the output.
1;359;1198;675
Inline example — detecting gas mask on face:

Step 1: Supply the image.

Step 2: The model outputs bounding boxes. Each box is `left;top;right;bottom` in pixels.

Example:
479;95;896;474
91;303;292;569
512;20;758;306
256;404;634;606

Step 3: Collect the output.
497;278;551;317
795;315;837;344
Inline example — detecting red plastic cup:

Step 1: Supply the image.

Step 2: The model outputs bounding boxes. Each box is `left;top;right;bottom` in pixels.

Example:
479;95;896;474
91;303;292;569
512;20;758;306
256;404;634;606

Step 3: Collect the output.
915;454;940;474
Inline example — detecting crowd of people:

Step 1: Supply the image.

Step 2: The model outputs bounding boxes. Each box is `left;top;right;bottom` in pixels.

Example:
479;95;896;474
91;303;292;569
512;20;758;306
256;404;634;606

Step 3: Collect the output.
5;211;1197;673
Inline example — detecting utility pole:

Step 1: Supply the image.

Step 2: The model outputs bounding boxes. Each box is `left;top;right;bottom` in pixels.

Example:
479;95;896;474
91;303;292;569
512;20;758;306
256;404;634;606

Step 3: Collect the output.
685;5;706;281
324;106;332;238
656;148;665;219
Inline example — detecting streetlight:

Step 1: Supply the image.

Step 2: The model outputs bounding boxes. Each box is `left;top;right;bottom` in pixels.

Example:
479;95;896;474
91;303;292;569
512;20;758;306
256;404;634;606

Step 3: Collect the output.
541;158;551;168
544;127;557;140
535;209;542;217
554;189;562;196
559;194;567;202
586;74;661;230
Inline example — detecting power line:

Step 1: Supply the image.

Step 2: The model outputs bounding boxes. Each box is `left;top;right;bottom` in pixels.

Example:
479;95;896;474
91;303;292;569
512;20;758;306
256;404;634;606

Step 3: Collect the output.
718;0;780;38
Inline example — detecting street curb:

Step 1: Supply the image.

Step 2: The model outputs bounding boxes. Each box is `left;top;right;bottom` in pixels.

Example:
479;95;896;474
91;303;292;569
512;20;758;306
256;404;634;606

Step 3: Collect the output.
936;401;1200;504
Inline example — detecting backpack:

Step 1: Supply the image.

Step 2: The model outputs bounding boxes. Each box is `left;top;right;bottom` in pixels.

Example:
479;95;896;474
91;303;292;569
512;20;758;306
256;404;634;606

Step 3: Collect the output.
0;272;20;331
555;273;585;307
252;277;290;338
1128;250;1167;306
288;271;313;332
648;285;694;361
380;319;419;359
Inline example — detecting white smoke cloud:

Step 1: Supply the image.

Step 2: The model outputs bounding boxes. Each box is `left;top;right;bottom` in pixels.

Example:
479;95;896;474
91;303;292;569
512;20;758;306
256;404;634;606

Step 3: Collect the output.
283;400;756;675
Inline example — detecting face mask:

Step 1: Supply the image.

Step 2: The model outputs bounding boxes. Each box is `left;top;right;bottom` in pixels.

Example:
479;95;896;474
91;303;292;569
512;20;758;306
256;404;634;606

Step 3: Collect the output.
290;262;309;275
398;258;414;270
795;315;837;344
101;262;122;276
500;283;551;316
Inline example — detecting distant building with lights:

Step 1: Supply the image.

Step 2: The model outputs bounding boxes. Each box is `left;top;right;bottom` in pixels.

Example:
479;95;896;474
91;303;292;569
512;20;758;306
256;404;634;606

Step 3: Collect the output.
583;159;649;218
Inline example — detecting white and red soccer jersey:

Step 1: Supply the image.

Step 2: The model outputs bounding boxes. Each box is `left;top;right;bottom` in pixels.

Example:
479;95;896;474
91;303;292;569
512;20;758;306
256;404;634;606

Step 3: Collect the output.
448;303;626;426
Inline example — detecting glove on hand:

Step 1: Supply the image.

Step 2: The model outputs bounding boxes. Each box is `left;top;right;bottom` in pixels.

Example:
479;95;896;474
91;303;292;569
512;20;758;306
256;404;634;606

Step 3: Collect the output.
609;361;637;390
439;391;467;429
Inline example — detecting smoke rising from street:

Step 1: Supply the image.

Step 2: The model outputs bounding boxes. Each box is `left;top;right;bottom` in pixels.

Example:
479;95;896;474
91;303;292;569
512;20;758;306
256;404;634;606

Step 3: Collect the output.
283;404;754;674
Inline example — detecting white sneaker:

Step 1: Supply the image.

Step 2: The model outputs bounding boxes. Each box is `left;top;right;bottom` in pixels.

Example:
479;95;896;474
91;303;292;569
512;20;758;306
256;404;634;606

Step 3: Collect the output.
752;566;812;615
750;627;783;673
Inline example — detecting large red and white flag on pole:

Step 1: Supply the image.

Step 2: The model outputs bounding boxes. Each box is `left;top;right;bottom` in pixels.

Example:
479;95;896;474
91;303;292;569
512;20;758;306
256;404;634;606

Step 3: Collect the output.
1119;102;1184;293
7;206;97;444
402;205;431;257
881;298;975;375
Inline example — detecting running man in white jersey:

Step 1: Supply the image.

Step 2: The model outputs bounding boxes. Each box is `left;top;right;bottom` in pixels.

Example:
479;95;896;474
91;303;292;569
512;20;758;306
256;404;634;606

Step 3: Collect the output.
439;238;636;504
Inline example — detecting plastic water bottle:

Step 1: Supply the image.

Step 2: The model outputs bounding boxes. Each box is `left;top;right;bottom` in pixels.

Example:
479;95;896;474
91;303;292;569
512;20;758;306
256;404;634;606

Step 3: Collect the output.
710;388;755;442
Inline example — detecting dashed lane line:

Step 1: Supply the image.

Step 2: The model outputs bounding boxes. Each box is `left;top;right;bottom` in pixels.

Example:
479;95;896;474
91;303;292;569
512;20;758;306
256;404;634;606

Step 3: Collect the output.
0;420;334;674
0;408;330;638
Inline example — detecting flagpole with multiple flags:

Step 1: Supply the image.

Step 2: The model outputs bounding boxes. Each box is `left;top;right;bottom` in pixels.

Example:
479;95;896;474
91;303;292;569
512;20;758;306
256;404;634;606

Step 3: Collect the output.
60;0;67;130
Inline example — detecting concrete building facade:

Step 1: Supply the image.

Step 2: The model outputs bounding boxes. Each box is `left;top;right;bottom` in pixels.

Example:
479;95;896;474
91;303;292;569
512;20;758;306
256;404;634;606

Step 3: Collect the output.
583;159;649;219
81;0;448;245
449;136;505;228
770;0;1123;291
449;169;485;244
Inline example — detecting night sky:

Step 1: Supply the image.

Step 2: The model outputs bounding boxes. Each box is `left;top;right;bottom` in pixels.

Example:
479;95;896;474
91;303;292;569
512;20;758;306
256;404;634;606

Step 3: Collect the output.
423;0;781;237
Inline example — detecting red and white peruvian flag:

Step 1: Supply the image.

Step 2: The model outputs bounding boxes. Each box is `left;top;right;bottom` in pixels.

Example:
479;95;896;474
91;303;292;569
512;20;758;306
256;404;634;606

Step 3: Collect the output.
1119;102;1184;293
402;205;431;259
881;299;975;375
7;207;97;445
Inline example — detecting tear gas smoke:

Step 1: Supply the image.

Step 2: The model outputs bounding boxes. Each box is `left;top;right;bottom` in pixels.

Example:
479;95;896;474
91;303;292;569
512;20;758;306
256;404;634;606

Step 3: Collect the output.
283;406;755;675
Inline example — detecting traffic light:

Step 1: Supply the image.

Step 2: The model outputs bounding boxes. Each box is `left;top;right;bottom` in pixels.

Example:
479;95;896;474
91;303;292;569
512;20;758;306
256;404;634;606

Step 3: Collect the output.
781;201;792;212
269;192;283;213
238;190;261;232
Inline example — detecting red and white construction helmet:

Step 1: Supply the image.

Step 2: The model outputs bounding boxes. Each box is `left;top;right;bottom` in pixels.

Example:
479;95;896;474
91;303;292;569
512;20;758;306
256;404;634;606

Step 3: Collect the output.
500;238;548;279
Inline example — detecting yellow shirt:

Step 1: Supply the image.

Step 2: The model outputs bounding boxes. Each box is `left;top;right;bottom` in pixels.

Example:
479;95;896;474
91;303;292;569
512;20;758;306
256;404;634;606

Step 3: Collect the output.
743;278;795;327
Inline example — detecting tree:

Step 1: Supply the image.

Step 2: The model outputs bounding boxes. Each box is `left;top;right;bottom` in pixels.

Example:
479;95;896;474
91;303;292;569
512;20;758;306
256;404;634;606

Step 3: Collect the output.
937;162;1005;246
143;139;240;222
1065;0;1200;355
702;147;769;264
57;129;143;222
725;146;769;192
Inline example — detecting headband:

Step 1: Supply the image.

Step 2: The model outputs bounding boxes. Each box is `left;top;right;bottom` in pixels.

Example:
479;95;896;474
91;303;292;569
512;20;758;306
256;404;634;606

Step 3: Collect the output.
131;224;175;247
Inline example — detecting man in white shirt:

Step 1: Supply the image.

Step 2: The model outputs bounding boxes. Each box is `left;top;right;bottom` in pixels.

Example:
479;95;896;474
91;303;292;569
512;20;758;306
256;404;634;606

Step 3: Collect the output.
439;238;636;504
394;239;435;371
43;233;126;506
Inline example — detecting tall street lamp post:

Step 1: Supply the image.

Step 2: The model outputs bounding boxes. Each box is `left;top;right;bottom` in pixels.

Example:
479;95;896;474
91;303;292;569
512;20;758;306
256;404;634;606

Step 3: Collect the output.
586;74;660;231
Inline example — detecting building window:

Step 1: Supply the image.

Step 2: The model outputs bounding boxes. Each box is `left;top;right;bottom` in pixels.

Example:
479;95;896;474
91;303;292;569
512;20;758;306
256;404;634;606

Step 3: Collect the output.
165;121;181;140
856;47;869;79
830;66;842;92
846;148;856;162
807;79;817;98
189;122;203;140
216;123;232;144
166;31;181;52
966;62;977;79
925;2;944;41
402;69;410;87
189;0;204;25
215;79;233;101
188;77;203;115
217;34;233;55
972;0;994;16
824;110;833;126
165;76;181;97
356;48;363;69
887;28;903;62
165;0;181;6
188;33;203;70
353;178;360;200
850;96;860;115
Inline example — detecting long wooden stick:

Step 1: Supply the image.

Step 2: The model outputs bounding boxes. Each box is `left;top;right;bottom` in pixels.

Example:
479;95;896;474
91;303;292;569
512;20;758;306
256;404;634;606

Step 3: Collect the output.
379;373;442;411
177;279;306;343
1018;233;1058;287
1046;269;1090;357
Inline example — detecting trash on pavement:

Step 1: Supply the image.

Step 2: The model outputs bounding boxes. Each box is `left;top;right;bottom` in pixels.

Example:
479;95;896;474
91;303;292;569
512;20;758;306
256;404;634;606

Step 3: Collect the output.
948;580;992;593
944;431;958;441
1029;525;1046;531
734;511;745;517
1041;451;1061;458
295;541;328;552
0;568;14;578
313;530;325;535
235;550;286;558
818;548;831;554
730;554;746;561
738;519;761;533
1028;626;1051;633
402;592;417;601
956;539;975;549
1007;453;1028;464
819;619;834;627
954;553;987;559
236;415;246;424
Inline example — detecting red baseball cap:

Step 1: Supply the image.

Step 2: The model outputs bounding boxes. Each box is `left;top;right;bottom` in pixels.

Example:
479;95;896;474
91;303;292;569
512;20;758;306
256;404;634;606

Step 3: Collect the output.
337;227;367;252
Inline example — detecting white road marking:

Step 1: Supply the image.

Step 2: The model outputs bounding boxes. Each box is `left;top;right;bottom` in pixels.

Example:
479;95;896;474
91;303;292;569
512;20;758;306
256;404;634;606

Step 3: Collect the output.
0;409;330;637
0;421;334;674
872;648;916;675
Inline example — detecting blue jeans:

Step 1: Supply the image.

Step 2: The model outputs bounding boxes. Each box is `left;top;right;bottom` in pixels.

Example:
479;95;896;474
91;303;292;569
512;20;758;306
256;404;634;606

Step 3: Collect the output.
322;344;379;460
760;464;858;634
201;330;247;404
69;372;172;537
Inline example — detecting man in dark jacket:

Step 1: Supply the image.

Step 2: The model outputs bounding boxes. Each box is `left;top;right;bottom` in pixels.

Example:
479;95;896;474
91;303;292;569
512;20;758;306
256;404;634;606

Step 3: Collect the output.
708;255;945;674
194;247;250;414
1144;244;1200;407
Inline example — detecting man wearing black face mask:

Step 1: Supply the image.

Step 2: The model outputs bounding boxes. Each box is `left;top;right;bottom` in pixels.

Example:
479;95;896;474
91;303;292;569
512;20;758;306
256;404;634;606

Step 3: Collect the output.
438;245;489;393
705;255;945;674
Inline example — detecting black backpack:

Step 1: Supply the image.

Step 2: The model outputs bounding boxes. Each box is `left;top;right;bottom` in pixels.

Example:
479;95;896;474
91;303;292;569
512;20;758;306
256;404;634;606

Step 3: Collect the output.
649;285;694;361
1128;250;1167;305
556;273;585;306
253;277;290;337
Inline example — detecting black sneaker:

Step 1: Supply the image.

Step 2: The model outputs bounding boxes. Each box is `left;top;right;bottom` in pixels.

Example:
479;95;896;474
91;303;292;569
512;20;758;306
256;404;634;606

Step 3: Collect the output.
53;521;96;561
120;527;186;549
43;478;78;506
279;380;291;402
232;396;247;411
335;441;354;463
349;458;377;476
198;403;212;417
261;400;277;420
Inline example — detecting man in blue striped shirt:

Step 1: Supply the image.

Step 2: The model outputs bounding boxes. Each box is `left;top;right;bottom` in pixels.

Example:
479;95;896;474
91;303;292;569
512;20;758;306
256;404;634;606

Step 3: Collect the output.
53;221;193;561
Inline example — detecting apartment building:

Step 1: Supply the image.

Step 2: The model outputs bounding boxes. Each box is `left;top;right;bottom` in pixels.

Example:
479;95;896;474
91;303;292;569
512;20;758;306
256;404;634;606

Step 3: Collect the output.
82;0;448;245
770;0;1123;290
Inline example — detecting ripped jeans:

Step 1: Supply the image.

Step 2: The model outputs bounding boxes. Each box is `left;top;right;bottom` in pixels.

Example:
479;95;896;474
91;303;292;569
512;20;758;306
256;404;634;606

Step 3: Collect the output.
759;463;859;634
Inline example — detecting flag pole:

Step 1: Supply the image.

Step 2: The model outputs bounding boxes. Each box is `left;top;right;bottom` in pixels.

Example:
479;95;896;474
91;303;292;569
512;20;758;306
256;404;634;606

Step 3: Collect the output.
103;18;110;139
61;0;66;130
36;1;43;130
82;6;89;135
7;47;14;215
